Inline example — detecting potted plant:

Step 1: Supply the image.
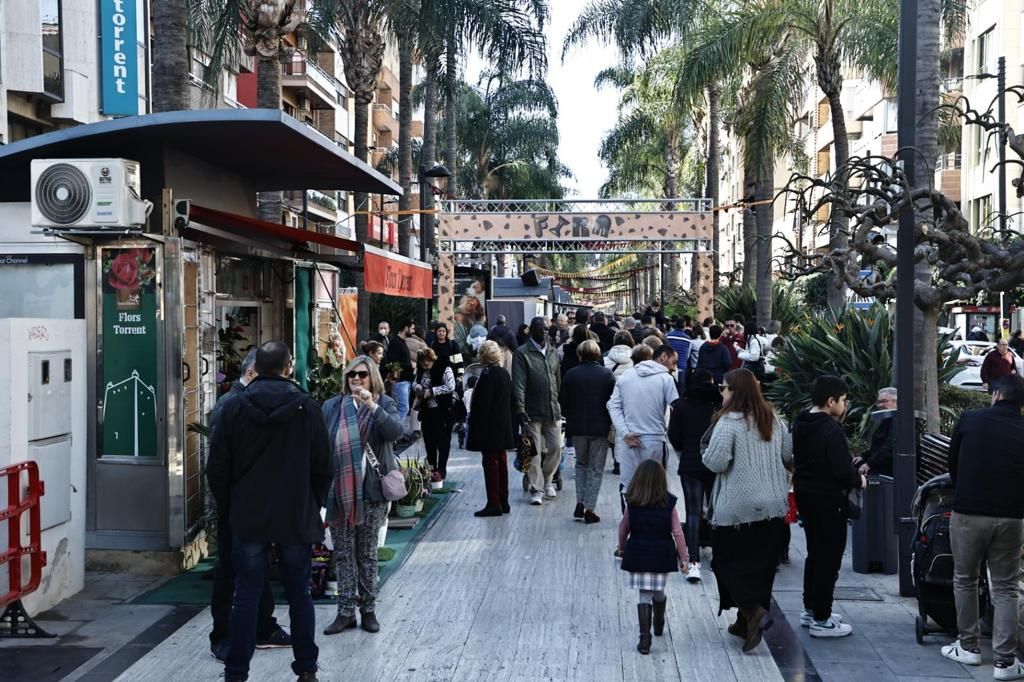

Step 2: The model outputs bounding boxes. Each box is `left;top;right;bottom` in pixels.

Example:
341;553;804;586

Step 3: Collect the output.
395;465;422;518
384;361;403;382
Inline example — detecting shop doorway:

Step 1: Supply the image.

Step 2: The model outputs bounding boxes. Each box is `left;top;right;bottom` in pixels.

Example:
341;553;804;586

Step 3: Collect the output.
215;301;261;397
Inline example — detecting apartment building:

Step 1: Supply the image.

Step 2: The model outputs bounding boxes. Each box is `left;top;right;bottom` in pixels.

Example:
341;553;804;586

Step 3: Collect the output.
961;0;1024;234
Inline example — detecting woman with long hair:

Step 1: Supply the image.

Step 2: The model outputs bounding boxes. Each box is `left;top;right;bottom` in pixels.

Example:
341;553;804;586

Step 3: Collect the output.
414;347;457;483
466;341;515;516
321;356;404;635
702;368;793;654
429;322;462;375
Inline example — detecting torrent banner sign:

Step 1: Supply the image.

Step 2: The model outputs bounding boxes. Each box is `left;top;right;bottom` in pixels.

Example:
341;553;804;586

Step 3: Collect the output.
100;0;138;115
100;247;159;458
364;244;432;299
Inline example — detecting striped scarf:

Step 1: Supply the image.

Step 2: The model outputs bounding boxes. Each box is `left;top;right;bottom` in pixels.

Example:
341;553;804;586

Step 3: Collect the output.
331;395;373;529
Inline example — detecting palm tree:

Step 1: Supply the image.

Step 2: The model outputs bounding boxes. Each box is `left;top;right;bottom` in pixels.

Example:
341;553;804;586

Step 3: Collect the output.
445;75;568;199
670;0;899;312
154;0;190;112
187;0;303;222
417;0;550;197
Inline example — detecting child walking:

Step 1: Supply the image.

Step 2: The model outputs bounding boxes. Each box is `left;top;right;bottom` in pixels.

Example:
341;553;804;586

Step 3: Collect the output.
617;459;689;654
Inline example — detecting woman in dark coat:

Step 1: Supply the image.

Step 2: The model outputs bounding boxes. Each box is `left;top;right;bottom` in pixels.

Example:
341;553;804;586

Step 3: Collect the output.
413;348;457;482
667;368;722;583
429;323;463;375
466;340;515;517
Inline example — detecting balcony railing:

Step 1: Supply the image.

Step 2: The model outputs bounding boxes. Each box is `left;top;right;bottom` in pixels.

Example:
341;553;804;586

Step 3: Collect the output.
282;53;337;100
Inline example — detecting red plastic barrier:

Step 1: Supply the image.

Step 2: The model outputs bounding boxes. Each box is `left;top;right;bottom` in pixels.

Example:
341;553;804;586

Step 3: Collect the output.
0;461;46;608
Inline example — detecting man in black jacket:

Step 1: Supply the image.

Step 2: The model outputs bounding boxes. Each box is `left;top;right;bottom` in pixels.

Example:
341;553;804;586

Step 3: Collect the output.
792;375;865;639
589;311;615;353
208;348;288;661
559;340;616;524
207;341;332;682
487;314;518;352
854;388;897;477
383;319;415;421
696;325;733;384
941;375;1024;676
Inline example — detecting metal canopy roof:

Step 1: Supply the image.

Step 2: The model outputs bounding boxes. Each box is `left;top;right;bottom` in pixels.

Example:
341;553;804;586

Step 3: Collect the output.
0;108;402;201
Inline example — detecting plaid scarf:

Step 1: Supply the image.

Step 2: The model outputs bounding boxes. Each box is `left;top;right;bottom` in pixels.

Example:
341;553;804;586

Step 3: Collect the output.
331;395;373;529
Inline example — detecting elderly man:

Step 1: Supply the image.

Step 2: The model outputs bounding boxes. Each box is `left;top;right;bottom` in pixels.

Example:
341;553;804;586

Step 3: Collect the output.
548;313;571;348
855;387;897;477
513;317;563;505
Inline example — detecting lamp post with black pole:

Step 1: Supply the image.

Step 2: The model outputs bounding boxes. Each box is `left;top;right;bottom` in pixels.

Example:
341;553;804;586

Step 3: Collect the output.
894;0;918;597
418;163;451;325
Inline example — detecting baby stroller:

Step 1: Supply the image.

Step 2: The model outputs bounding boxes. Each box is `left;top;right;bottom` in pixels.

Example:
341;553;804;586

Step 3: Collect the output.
911;473;991;644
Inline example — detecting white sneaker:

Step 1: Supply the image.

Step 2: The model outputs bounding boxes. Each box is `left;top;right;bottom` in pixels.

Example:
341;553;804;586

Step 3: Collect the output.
940;640;981;666
530;492;543;505
686;564;701;583
544;483;557;499
994;659;1024;679
800;609;844;628
565;446;576;459
809;616;853;638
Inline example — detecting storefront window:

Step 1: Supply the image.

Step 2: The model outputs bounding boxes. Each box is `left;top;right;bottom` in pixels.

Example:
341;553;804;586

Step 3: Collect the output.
0;262;75;318
216;257;266;298
41;0;63;100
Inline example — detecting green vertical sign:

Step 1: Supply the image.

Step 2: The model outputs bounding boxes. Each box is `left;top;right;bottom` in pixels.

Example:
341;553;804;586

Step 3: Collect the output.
100;247;159;458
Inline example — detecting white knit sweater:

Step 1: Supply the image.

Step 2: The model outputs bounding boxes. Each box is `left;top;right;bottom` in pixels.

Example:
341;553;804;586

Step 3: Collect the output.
702;412;793;526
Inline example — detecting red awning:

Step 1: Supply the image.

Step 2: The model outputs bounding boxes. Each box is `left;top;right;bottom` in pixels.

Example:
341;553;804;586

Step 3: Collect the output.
188;204;359;253
364;244;432;299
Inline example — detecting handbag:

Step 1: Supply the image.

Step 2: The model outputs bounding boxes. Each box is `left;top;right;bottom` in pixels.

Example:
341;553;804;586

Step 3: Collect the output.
364;442;407;501
513;432;538;473
741;337;767;380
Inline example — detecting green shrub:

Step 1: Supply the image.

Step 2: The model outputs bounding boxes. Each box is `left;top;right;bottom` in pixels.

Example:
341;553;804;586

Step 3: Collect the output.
765;304;962;439
938;384;991;435
714;283;806;334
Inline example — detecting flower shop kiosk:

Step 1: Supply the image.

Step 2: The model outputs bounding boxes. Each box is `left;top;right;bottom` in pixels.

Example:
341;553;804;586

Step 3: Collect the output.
0;110;401;561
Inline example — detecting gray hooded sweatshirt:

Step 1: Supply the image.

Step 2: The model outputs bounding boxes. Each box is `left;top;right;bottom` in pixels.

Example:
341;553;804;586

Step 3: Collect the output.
607;360;678;437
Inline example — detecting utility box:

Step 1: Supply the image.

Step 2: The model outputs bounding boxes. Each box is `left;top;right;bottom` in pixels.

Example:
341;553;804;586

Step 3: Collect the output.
0;319;87;615
852;475;899;574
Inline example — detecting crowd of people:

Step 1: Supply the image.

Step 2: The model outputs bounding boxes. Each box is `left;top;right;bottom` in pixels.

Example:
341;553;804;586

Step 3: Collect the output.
202;300;1024;682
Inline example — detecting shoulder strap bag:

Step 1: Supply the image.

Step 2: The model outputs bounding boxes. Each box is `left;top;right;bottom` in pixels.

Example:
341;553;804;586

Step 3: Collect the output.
364;442;407;502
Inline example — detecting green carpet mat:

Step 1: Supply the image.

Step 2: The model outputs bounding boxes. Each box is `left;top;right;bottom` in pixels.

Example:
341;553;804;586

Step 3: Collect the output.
132;484;459;606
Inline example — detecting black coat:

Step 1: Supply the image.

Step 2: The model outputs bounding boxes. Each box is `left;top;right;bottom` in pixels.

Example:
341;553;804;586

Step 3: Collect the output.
207;375;332;544
430;339;462;374
696;341;733;383
558;360;616;438
668;384;722;477
466;365;516;452
384;334;413;381
487;324;518;353
621;494;680;574
949;400;1024;518
792;411;861;500
862;414;894;477
590;323;615;354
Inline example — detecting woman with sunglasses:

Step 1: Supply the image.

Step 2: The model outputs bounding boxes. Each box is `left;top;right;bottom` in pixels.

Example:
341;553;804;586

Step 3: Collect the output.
413;347;457;483
702;368;793;654
321;356;404;636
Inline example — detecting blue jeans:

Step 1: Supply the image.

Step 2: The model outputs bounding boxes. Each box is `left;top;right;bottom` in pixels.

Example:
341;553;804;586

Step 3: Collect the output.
392;380;411;420
225;537;318;679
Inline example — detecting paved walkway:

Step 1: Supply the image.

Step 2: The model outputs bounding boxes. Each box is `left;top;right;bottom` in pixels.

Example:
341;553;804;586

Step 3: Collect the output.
103;442;985;682
115;445;784;681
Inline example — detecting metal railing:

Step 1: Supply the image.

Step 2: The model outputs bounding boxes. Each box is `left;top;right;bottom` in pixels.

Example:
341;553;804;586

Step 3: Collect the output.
439;198;712;214
282;53;338;96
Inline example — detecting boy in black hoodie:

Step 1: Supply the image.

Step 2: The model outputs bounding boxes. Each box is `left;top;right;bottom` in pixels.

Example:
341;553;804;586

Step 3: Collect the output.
792;375;865;639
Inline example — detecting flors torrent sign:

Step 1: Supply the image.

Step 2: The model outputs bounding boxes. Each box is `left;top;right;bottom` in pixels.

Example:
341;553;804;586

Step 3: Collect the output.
101;247;159;458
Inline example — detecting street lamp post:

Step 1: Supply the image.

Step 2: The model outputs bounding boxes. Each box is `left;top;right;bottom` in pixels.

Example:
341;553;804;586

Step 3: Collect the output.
418;163;451;325
894;0;918;597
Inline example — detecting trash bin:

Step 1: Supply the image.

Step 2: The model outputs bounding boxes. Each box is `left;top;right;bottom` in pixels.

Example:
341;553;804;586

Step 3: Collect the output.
852;475;899;574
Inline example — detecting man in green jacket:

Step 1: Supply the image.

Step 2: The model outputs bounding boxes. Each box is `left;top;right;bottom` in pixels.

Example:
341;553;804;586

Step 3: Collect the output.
513;317;563;506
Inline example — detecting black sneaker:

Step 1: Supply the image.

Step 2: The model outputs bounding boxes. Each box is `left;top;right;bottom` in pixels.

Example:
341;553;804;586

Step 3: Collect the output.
211;640;229;662
256;627;292;649
296;672;319;681
612;462;620;475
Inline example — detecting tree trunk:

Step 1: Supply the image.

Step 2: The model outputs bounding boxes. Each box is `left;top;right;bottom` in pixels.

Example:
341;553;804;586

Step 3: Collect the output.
665;138;679;300
353;99;372;339
444;27;458;197
397;31;414;257
915;0;942;429
742;161;757;288
257;60;283;224
421;78;438;262
151;0;189;112
824;85;850;312
706;85;721;302
755;163;774;328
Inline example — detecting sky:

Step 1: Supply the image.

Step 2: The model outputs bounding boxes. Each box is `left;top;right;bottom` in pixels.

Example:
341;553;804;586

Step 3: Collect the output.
467;0;622;198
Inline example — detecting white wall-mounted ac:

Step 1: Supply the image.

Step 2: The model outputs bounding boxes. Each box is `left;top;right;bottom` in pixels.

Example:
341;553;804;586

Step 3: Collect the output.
31;158;152;229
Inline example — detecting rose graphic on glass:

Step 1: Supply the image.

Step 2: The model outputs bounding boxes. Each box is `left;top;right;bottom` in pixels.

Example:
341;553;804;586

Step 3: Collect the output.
103;248;157;309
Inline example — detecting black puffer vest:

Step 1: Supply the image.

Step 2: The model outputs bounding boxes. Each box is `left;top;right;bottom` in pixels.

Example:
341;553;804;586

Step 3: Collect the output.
621;493;679;574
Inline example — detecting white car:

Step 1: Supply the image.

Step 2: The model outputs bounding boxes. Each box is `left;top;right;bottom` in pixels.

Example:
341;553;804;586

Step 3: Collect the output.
945;341;1024;392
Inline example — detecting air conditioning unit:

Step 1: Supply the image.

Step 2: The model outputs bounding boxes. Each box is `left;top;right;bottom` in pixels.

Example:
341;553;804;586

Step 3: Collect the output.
31;159;151;229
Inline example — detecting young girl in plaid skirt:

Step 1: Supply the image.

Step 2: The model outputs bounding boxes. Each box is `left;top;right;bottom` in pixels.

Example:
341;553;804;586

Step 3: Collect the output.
617;459;689;654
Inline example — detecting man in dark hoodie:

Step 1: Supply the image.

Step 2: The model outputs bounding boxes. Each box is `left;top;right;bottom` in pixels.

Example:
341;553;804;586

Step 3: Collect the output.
940;375;1024;676
207;341;332;682
589;311;615;353
696;325;733;384
208;348;289;661
792;375;865;639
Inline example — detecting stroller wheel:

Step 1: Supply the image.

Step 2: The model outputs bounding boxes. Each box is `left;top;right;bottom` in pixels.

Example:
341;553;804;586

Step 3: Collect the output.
914;616;925;645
